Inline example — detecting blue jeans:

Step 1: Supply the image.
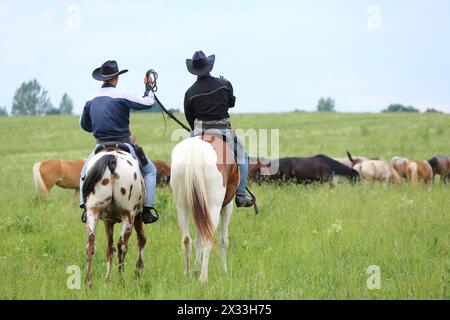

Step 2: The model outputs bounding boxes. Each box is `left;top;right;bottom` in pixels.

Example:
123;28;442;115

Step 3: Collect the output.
79;143;157;208
190;128;248;196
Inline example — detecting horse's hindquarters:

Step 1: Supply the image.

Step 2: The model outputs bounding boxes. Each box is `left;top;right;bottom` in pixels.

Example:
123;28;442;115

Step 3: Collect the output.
171;137;236;282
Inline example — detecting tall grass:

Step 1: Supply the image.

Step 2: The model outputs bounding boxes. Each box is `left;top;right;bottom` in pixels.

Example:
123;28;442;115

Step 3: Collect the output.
0;112;449;299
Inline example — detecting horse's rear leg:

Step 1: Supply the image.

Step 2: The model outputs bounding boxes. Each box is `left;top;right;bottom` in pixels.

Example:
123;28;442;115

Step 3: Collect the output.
117;213;134;276
177;205;191;277
194;234;203;276
85;208;100;284
104;221;114;281
199;205;221;283
134;213;147;278
219;202;233;274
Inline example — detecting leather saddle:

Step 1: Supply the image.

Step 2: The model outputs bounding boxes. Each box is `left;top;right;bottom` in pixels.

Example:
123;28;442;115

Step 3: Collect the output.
94;142;130;154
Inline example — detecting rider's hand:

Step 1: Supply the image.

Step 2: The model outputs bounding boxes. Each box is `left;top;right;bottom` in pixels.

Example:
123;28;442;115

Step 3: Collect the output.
144;75;154;85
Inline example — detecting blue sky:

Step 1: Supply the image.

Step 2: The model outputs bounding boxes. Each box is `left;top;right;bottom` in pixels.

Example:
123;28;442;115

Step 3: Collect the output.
1;0;449;114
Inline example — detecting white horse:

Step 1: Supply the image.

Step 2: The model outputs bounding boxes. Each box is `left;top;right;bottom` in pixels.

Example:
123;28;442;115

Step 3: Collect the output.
82;149;146;283
170;136;239;282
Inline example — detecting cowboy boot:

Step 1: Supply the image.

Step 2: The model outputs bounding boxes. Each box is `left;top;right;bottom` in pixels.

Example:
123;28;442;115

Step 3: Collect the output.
235;194;255;208
141;207;159;224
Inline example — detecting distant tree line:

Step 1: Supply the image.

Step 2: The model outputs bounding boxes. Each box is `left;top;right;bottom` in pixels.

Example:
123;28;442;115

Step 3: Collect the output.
382;104;419;113
0;79;73;117
382;104;443;113
307;98;444;114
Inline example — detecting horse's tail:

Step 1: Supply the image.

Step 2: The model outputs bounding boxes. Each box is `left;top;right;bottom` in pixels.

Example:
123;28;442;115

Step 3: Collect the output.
33;162;48;198
172;139;215;246
407;162;418;184
82;154;117;202
390;165;403;185
346;151;355;165
185;145;215;246
317;154;359;181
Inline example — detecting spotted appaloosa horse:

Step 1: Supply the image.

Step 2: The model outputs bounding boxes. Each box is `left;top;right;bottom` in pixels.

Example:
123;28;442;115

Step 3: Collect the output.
170;135;239;283
33;159;84;198
82;149;146;283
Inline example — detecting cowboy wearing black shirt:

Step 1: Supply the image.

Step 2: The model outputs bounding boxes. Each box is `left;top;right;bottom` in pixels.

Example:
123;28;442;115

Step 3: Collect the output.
184;50;254;208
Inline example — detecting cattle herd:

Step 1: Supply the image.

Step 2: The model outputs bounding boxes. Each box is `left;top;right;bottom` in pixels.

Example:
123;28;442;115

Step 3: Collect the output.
32;152;450;199
248;152;450;186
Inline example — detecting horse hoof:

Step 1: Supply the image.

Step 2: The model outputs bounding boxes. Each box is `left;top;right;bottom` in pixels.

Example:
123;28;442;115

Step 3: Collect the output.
85;276;93;288
134;269;142;279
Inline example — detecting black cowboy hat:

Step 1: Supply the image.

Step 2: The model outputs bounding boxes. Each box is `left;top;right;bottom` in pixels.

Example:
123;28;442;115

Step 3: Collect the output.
92;60;128;81
186;50;215;76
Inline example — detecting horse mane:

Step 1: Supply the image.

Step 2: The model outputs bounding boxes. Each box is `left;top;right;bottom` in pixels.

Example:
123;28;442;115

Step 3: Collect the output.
316;154;359;181
82;154;117;203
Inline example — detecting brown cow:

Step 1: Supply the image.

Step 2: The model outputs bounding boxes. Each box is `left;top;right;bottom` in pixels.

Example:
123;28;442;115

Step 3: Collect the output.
247;157;271;182
33;159;85;198
153;160;171;186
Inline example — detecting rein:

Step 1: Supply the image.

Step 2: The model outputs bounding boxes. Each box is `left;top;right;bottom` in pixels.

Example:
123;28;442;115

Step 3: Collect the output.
145;69;191;132
145;69;258;214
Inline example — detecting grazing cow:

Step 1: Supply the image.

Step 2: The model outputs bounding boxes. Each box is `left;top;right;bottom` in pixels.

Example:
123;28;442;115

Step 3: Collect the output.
390;157;409;179
247;157;271;183
171;135;240;282
33;159;85;198
153;160;171;186
406;160;433;184
82;149;147;284
264;155;359;184
347;152;402;185
428;155;450;183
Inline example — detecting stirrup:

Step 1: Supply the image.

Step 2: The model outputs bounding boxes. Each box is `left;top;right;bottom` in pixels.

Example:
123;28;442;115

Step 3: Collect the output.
235;194;255;208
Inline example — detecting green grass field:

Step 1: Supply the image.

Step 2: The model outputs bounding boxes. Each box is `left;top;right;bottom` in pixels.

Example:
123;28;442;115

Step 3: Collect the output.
0;112;449;299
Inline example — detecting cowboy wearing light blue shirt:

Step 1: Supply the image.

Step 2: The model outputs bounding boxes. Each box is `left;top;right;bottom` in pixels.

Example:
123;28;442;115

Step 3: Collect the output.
79;60;159;224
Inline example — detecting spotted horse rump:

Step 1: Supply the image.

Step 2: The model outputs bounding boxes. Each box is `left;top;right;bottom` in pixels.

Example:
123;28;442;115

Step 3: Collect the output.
82;149;147;284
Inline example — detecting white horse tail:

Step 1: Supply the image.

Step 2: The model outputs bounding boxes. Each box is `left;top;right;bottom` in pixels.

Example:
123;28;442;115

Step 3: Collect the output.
172;138;216;246
408;162;418;184
185;144;215;246
33;162;48;198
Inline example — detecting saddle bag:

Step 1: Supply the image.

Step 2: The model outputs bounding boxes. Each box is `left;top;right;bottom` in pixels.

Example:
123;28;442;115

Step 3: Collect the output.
133;143;149;166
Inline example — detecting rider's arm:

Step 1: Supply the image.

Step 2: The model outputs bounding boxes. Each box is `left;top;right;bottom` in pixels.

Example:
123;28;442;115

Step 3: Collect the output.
227;81;236;108
184;92;195;130
80;102;93;132
122;90;156;111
